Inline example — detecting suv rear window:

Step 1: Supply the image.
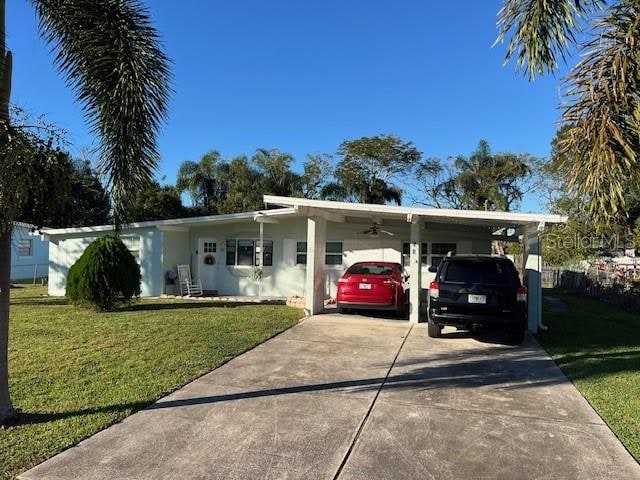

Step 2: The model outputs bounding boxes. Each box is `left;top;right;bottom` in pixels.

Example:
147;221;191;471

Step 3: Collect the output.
443;260;513;284
346;263;394;275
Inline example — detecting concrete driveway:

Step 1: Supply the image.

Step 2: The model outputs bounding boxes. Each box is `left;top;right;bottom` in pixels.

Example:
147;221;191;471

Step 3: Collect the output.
21;314;640;480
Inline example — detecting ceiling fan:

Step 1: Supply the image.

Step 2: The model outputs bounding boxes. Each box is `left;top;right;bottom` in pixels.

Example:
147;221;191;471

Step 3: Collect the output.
359;222;394;237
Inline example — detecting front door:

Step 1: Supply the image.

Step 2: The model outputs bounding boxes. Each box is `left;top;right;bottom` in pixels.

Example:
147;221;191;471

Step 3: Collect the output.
198;238;218;293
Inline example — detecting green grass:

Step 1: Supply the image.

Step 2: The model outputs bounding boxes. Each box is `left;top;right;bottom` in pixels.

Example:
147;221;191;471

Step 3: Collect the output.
1;285;302;480
539;291;640;461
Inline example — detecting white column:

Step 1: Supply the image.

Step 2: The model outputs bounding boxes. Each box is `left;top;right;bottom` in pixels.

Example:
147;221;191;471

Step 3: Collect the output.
409;217;422;323
523;225;542;333
305;216;326;315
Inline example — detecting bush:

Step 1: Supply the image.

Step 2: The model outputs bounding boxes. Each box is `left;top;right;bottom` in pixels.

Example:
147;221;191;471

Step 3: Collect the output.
67;235;141;310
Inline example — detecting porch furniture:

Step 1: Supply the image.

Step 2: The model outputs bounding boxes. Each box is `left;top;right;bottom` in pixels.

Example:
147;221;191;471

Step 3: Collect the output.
177;264;203;296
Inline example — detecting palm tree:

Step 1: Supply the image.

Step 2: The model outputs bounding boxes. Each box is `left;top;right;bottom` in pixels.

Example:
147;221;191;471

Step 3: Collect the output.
496;0;638;220
0;0;170;424
176;151;224;209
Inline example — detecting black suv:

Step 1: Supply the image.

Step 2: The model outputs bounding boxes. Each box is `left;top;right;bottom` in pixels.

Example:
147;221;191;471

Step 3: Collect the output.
427;255;527;343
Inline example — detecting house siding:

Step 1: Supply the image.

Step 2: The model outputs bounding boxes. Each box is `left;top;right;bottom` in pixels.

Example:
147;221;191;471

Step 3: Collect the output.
46;216;496;299
48;227;163;297
10;224;49;282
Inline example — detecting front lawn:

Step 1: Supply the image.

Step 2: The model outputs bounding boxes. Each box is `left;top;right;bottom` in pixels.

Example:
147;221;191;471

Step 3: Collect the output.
539;291;640;462
1;285;302;480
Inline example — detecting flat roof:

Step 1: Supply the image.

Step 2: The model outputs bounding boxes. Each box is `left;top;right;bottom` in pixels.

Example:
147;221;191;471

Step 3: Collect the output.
263;195;567;227
42;207;299;237
42;195;566;238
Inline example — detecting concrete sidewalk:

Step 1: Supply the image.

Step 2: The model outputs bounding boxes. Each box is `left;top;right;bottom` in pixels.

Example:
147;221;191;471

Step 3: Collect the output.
20;314;640;480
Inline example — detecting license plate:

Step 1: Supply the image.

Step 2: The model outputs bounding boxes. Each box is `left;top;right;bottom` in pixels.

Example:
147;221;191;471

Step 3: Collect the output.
359;283;372;290
468;294;486;304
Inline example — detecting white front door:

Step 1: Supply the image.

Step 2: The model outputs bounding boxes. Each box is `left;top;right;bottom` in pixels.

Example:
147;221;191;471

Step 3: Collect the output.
198;238;218;292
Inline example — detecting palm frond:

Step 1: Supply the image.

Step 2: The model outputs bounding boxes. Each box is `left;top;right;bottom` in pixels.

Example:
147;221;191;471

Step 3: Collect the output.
31;0;171;226
496;0;604;79
560;1;640;219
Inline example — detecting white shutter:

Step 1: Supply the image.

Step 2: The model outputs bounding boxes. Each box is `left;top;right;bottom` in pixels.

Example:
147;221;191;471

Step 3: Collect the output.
283;239;297;267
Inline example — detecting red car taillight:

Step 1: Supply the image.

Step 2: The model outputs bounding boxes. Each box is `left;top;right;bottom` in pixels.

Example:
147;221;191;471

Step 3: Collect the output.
517;285;527;303
337;277;349;284
429;281;440;299
382;278;396;285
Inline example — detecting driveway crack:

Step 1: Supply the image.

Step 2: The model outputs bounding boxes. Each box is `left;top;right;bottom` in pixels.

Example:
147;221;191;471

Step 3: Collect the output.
331;324;414;480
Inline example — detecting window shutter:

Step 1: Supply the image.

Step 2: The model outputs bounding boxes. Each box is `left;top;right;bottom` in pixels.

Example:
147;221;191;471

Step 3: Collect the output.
283;239;296;267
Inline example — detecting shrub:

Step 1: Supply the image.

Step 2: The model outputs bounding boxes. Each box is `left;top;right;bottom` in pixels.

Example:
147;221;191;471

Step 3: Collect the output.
67;235;141;310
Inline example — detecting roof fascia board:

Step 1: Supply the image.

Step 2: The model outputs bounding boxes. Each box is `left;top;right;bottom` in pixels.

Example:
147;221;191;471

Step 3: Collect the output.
42;207;298;237
263;195;567;225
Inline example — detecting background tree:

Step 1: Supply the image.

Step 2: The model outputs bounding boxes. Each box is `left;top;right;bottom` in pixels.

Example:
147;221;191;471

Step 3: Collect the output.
496;0;639;219
252;148;302;197
301;153;333;200
412;140;534;211
19;158;111;228
323;134;421;205
0;0;170;425
128;181;189;222
215;156;264;213
176;151;224;211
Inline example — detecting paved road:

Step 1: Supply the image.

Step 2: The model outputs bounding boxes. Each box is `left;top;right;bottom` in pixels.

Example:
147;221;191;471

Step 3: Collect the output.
21;314;640;480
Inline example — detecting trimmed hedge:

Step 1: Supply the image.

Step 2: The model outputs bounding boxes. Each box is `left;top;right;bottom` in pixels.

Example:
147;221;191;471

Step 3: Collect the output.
67;235;141;310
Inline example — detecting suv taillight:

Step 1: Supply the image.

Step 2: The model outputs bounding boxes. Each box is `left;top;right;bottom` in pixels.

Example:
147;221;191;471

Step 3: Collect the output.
429;281;440;299
517;285;527;303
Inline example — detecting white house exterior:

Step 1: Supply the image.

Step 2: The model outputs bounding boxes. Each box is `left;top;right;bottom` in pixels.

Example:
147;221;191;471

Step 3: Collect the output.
42;196;566;332
10;222;49;282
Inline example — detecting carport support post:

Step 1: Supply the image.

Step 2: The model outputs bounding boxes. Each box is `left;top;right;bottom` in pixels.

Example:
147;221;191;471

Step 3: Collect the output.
523;224;542;333
409;217;422;323
305;216;326;315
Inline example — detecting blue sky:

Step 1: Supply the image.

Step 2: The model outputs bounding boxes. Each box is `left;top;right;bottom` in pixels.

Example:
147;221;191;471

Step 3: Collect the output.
9;0;570;212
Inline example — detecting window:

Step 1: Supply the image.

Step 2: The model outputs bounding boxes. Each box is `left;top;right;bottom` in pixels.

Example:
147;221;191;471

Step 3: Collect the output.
296;241;307;265
346;263;395;276
443;260;511;284
401;243;428;267
121;236;140;262
255;240;273;267
226;239;272;267
237;240;254;266
431;242;456;268
17;239;32;257
325;241;343;266
203;241;216;253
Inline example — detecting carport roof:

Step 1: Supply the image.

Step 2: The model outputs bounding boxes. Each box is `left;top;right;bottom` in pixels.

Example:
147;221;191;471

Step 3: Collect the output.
263;195;567;228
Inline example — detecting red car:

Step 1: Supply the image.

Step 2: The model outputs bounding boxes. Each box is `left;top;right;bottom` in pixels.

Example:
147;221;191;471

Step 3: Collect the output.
336;261;408;316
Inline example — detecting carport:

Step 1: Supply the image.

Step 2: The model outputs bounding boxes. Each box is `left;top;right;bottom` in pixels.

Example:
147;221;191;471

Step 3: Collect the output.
264;196;566;333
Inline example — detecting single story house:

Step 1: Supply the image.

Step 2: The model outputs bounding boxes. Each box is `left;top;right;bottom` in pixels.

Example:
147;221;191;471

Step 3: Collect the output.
10;222;49;282
42;195;566;332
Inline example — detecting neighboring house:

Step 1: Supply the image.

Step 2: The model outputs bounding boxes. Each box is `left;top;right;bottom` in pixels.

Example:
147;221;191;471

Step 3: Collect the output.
42;195;566;332
11;222;50;282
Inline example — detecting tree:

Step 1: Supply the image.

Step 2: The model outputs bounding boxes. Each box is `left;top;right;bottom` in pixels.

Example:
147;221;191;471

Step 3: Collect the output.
128;181;189;222
176;151;224;211
252;148;302;197
496;0;639;219
300;153;333;199
19;158;111;228
413;140;534;211
216;156;264;214
0;0;170;424
323;135;421;205
541;128;639;265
